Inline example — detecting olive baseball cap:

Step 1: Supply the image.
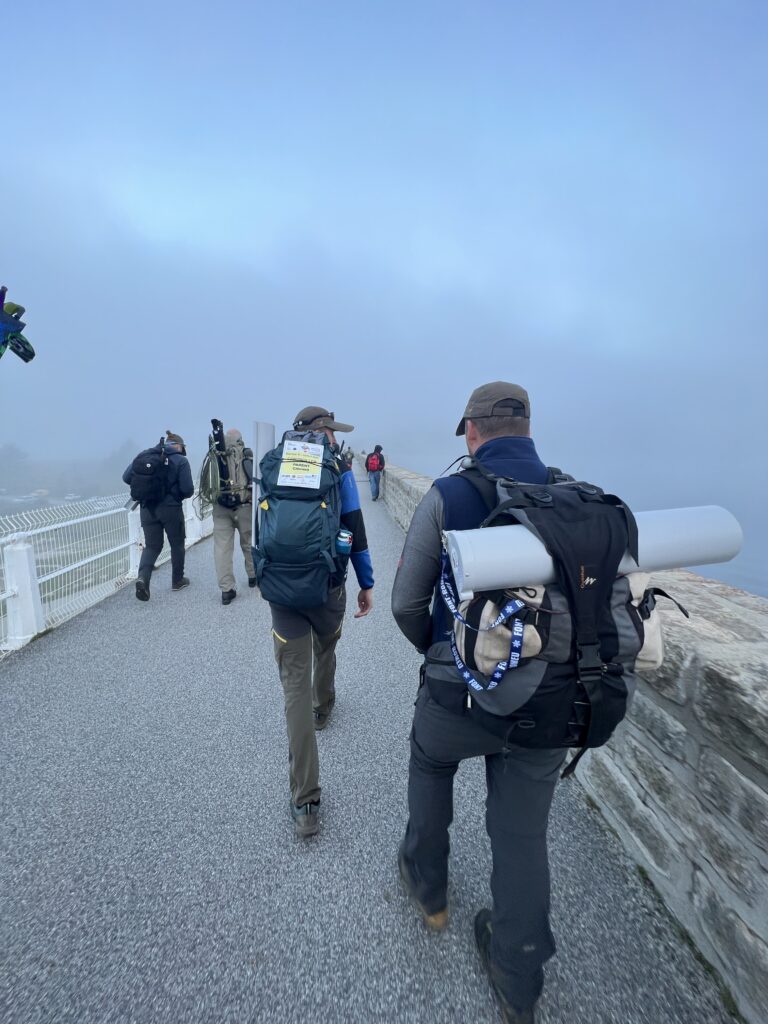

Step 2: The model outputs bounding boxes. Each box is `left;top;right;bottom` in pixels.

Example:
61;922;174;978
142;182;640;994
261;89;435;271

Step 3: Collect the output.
293;405;354;433
456;382;531;436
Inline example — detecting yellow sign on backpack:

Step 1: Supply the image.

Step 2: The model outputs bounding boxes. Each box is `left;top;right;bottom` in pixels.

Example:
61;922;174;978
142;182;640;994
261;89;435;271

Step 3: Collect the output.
277;440;323;489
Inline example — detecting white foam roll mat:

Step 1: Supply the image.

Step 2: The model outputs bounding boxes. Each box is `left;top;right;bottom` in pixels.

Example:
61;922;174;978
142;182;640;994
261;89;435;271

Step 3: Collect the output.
443;505;743;600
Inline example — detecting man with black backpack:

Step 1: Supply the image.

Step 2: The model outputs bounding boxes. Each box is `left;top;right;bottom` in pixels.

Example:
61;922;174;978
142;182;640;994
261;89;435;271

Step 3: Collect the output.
123;430;195;601
391;382;642;1024
256;406;374;838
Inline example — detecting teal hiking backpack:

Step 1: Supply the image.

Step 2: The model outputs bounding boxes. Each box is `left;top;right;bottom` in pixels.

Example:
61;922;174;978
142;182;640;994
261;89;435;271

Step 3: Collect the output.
255;431;343;608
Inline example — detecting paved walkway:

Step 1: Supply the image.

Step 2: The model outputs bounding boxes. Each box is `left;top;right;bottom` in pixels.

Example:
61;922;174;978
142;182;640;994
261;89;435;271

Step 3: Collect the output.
1;477;734;1023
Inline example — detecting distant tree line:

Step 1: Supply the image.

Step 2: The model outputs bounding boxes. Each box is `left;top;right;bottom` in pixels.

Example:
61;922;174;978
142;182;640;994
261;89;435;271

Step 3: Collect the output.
0;441;139;499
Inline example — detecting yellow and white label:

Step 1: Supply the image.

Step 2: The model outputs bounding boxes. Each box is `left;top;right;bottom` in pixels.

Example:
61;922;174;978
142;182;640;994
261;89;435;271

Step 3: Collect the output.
277;440;323;489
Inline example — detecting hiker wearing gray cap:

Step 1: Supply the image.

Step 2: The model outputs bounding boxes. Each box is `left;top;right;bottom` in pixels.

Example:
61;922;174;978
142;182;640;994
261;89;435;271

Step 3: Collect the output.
392;382;563;1024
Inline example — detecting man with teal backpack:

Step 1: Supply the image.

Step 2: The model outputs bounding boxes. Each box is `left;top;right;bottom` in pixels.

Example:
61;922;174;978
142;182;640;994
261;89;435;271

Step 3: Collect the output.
256;406;375;838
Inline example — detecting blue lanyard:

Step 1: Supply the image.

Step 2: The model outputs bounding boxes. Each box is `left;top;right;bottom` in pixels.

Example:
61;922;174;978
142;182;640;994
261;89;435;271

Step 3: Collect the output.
440;555;525;631
449;616;525;691
440;554;526;692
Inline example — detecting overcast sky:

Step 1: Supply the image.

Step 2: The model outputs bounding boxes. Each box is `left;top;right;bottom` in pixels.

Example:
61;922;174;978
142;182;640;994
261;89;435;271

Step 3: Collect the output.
1;1;766;593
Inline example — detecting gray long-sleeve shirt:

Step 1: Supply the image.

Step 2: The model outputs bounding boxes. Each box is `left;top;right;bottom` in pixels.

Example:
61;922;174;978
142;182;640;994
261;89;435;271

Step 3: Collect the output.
391;486;446;652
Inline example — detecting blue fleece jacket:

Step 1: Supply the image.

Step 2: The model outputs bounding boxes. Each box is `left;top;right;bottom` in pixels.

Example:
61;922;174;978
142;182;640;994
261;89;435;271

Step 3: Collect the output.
338;466;375;590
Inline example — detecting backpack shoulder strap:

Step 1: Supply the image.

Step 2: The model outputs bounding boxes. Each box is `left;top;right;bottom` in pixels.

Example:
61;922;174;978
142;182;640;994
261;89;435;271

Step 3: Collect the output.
453;465;497;513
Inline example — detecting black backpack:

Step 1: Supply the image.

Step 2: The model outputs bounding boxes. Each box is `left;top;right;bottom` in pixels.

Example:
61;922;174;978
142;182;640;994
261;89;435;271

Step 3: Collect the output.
129;441;169;505
255;431;343;608
428;461;682;776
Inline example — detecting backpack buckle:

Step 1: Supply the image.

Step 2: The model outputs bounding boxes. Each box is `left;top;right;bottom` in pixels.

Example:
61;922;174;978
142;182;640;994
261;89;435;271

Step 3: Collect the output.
576;642;603;681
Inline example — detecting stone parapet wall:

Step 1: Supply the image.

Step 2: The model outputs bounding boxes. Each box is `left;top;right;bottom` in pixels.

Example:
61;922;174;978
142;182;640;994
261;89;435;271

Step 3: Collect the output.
371;459;768;1024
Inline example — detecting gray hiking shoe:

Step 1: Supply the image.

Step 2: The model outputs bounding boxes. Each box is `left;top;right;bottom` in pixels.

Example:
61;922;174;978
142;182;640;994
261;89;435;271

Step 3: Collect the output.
474;909;536;1024
172;577;190;591
314;696;335;731
290;800;320;838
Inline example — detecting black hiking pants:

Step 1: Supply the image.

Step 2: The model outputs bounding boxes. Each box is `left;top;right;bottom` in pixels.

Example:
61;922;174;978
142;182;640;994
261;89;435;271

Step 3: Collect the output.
139;504;186;584
401;686;565;1012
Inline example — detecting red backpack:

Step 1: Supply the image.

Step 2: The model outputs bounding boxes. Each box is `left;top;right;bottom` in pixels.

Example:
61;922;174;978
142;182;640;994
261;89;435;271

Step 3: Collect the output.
368;453;382;472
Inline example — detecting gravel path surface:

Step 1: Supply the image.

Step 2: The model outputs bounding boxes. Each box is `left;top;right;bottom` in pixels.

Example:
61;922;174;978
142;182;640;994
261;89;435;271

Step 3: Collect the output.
1;479;734;1023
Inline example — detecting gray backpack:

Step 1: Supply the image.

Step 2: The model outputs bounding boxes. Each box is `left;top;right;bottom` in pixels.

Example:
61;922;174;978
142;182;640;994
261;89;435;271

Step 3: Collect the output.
433;463;688;775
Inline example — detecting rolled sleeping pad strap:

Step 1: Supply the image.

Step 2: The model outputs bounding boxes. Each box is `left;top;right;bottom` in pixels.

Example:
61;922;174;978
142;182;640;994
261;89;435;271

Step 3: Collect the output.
443;505;743;600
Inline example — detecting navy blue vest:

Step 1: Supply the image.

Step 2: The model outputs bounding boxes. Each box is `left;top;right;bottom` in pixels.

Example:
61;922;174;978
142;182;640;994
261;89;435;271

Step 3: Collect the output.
431;436;550;644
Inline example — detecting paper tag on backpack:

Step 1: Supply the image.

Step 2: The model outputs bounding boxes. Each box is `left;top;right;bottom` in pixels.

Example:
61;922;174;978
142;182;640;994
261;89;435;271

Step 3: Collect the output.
277;440;323;489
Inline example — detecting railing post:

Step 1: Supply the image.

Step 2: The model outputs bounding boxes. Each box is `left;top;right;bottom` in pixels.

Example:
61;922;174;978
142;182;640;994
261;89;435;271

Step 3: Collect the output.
127;507;143;579
184;499;202;546
4;542;45;649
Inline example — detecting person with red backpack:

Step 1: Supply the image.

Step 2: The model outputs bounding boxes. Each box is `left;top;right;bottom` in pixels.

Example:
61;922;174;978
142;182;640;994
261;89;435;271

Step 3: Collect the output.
365;445;386;500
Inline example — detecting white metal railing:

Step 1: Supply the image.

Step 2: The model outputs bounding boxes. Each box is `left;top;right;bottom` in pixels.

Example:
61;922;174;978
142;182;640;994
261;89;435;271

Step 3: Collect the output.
0;493;212;657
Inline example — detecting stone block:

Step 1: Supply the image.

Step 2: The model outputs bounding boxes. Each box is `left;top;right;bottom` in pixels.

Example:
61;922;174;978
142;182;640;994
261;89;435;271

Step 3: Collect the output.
628;692;688;762
691;813;765;907
581;751;681;877
693;869;768;1024
694;657;768;771
621;733;697;838
699;749;768;855
657;569;768;641
639;631;694;705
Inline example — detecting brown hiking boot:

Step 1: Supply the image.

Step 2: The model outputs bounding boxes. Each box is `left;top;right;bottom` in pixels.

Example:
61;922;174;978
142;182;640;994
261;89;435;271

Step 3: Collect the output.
398;845;448;931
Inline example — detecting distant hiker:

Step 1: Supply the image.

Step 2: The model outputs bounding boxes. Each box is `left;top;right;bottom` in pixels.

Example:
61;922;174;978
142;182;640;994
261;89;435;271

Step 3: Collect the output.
256;406;374;838
365;445;385;500
123;430;194;600
391;382;656;1023
207;420;256;605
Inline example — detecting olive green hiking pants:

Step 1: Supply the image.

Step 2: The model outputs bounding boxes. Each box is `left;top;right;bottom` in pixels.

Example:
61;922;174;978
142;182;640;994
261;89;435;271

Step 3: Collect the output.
270;585;346;807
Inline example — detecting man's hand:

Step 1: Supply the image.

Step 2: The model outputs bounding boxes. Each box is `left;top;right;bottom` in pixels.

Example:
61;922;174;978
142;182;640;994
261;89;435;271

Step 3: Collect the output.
354;588;374;618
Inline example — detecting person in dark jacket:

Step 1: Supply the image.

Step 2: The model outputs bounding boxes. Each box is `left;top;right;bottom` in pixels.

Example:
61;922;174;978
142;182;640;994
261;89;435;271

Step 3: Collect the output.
365;444;385;500
391;383;562;1024
123;430;195;600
